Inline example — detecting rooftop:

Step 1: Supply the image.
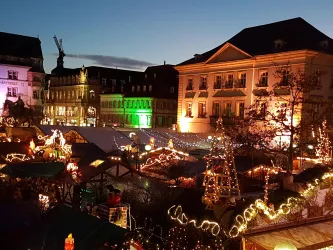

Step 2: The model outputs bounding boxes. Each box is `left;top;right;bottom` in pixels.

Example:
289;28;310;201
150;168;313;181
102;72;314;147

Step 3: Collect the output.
178;17;333;66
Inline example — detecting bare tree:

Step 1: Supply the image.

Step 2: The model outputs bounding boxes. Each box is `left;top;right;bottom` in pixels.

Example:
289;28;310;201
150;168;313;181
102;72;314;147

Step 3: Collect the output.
236;64;330;169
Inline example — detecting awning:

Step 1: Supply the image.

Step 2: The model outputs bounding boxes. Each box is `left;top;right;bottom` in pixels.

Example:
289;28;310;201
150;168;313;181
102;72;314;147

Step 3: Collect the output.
198;92;208;98
213;90;246;97
1;162;65;178
185;92;196;98
245;220;333;250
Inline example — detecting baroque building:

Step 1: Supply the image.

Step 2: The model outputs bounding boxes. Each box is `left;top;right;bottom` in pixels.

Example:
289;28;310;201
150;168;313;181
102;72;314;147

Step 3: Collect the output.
44;65;142;127
175;17;333;133
0;32;45;121
100;64;178;128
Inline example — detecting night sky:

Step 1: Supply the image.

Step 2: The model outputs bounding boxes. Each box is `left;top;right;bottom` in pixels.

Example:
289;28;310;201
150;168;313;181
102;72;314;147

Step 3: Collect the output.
1;0;333;73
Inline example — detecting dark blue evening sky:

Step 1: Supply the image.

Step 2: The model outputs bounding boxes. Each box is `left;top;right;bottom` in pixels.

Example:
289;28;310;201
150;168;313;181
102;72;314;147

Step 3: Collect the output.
1;0;333;73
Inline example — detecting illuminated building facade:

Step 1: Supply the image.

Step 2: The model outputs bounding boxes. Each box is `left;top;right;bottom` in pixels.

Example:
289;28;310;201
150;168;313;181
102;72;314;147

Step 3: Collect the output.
44;65;141;127
0;32;45;120
175;17;333;133
100;64;178;128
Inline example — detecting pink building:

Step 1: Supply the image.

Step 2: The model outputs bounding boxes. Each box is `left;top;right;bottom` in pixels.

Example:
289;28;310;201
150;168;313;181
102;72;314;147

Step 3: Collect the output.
0;32;45;121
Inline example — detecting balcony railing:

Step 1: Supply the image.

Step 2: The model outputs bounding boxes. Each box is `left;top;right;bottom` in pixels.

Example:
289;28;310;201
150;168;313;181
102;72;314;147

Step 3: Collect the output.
214;82;222;89
234;80;246;88
199;84;207;90
256;80;268;87
186;85;193;91
209;115;243;126
225;82;233;89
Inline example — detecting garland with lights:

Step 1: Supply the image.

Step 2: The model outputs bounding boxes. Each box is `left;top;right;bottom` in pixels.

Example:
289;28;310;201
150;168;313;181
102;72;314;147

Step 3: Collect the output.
202;118;240;210
168;171;333;239
5;153;32;162
316;120;332;165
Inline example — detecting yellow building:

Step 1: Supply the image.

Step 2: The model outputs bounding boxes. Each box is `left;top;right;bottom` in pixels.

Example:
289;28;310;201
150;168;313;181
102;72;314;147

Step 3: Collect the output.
44;66;99;127
175;17;333;133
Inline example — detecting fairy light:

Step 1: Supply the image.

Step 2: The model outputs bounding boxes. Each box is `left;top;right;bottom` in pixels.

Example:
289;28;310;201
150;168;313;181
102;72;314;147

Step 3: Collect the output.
35;129;72;158
5;153;31;162
315;120;332;164
169;170;333;239
168;205;221;236
202;118;240;209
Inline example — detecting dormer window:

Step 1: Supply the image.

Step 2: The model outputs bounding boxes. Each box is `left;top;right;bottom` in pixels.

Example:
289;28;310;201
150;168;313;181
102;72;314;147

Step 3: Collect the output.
194;54;201;61
274;39;285;49
320;40;328;50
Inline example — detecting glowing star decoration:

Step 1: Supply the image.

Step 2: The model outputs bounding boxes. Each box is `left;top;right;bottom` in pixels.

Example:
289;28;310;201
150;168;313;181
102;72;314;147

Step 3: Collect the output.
35;130;72;159
5;153;31;162
202;118;240;210
316;120;332;165
39;194;49;211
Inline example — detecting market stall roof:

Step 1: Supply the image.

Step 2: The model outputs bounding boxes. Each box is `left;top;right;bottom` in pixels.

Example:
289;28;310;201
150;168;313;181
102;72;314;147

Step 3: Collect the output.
0;162;65;178
25;204;127;250
245;220;333;250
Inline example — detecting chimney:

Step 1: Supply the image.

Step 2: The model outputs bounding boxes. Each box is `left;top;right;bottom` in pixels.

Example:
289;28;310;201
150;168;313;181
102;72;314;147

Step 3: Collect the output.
164;61;166;65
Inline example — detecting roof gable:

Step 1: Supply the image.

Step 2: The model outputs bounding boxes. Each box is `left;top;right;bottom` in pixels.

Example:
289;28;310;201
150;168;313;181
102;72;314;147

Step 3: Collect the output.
206;43;251;64
178;17;333;66
0;32;43;59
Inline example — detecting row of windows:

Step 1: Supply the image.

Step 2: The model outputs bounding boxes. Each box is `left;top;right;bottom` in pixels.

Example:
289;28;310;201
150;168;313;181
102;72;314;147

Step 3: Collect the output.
186;71;272;90
50;90;95;100
100;113;174;127
101;99;176;110
6;87;40;99
132;85;153;93
185;101;245;119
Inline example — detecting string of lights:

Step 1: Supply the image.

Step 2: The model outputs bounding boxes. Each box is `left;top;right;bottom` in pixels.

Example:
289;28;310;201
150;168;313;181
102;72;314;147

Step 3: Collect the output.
168;170;333;239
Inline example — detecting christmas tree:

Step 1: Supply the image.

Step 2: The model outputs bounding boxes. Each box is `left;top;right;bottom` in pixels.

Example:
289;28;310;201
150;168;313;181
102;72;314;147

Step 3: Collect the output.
316;120;332;165
202;118;240;209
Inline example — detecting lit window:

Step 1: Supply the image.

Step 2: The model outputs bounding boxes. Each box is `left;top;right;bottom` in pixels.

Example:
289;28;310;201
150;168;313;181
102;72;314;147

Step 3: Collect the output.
170;86;175;93
237;102;245;119
149;85;152;92
33;90;39;99
8;71;13;79
198;102;206;118
226;74;233;88
187;78;193;90
224;102;232;117
259;71;268;87
143;86;147;92
132;86;135;92
199;76;207;90
186;102;192;117
137;85;140;92
239;73;246;88
212;102;220;117
154;73;156;78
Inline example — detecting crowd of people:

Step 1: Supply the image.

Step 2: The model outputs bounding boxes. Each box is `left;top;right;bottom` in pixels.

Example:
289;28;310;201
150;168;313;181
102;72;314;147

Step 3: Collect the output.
0;176;61;208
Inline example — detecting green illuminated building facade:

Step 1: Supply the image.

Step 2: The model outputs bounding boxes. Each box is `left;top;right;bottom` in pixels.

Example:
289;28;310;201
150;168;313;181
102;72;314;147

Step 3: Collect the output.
99;64;178;128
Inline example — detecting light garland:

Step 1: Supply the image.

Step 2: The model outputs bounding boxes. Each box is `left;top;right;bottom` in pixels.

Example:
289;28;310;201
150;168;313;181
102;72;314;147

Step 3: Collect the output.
247;165;282;175
139;147;189;158
202;118;240;209
168;205;221;236
35;129;72;158
5;153;31;162
316;120;332;164
142;152;182;169
168;170;333;239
